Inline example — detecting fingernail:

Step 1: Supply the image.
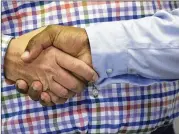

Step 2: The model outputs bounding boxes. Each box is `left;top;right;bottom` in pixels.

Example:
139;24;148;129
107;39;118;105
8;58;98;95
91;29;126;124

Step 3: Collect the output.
21;51;29;60
41;94;46;101
92;73;98;82
32;83;39;91
16;83;27;94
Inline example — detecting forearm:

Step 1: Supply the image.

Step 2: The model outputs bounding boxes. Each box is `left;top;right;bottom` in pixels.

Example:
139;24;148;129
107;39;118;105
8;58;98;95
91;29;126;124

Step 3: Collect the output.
86;9;179;84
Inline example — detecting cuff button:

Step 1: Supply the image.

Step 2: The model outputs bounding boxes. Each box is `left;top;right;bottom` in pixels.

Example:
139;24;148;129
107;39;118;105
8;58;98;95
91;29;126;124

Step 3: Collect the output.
106;68;113;74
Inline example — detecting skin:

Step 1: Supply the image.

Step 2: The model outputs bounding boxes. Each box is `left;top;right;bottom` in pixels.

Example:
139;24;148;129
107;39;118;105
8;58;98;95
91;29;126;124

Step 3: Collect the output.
5;25;98;106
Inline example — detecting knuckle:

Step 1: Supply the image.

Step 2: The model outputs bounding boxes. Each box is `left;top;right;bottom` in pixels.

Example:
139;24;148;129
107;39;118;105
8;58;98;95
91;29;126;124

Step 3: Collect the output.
41;65;54;73
46;25;60;39
27;38;37;49
46;67;53;73
70;61;77;69
71;61;82;70
47;25;55;30
47;25;60;33
39;64;46;70
29;38;36;44
74;61;81;68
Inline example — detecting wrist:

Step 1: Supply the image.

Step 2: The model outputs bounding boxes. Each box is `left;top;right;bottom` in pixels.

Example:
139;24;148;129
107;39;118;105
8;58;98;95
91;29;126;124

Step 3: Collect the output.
4;27;47;81
4;38;26;81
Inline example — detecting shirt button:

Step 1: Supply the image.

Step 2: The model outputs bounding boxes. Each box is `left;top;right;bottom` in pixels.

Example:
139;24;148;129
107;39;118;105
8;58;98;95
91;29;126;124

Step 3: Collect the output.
106;69;113;74
92;88;98;98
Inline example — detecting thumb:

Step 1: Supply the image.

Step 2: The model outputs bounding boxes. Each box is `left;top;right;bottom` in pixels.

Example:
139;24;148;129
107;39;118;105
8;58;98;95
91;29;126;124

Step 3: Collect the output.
21;28;53;62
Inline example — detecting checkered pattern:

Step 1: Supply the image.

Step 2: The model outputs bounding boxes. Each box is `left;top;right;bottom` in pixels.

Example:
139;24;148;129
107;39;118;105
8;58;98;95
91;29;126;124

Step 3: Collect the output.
1;1;179;133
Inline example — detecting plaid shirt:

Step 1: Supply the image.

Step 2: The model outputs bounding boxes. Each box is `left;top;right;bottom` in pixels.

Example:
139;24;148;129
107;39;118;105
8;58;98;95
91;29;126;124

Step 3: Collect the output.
1;1;179;134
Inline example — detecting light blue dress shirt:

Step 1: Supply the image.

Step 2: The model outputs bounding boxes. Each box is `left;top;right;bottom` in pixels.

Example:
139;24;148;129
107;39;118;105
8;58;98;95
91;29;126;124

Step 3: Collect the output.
86;9;179;87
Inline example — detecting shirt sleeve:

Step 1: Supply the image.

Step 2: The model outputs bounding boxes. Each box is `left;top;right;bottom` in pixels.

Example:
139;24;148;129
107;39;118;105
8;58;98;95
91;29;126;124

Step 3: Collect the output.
85;9;179;84
1;34;14;79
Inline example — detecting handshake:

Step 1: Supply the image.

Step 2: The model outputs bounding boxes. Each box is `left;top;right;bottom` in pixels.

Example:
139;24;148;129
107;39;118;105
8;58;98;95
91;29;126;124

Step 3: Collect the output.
4;25;98;106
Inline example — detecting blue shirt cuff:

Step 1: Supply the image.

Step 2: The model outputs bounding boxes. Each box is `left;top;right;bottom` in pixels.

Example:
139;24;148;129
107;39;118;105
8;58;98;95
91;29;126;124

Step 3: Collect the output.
85;24;129;85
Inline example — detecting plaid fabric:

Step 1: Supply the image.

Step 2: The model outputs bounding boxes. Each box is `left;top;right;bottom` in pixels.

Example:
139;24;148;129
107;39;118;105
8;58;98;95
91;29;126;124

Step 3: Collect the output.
1;1;179;133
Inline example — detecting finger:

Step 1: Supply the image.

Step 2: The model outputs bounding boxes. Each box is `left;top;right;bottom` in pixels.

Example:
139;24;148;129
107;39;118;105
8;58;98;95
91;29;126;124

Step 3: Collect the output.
16;79;29;94
49;80;76;99
49;80;69;98
47;91;68;104
40;92;54;107
56;50;98;82
71;73;88;84
40;99;54;107
68;91;76;98
52;67;86;93
21;29;52;63
28;81;43;101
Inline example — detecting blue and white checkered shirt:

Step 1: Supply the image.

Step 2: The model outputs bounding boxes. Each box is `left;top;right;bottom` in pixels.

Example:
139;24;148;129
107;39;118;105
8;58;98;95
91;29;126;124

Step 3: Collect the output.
1;1;179;133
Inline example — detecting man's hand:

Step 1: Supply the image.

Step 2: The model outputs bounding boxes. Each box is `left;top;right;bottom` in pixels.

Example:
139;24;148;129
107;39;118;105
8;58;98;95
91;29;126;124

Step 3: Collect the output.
20;25;98;93
5;26;98;106
5;44;91;104
21;25;94;70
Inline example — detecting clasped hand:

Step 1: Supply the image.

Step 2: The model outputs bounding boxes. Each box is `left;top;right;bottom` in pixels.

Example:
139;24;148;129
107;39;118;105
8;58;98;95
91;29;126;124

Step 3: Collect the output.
5;25;98;106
